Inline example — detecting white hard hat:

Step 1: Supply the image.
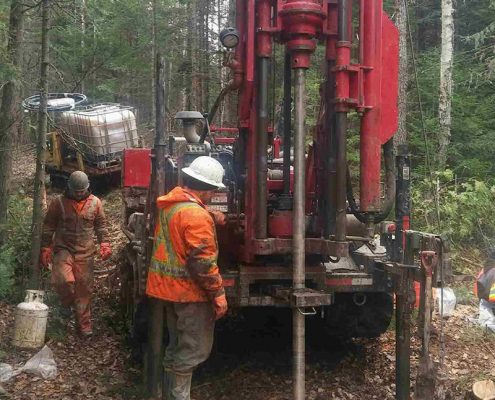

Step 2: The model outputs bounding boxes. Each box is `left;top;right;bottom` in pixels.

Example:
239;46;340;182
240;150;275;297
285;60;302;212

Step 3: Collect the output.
182;156;226;189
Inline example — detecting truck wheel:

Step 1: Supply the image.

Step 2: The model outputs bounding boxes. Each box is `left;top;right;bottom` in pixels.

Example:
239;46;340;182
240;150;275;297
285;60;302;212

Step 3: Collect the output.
321;292;394;339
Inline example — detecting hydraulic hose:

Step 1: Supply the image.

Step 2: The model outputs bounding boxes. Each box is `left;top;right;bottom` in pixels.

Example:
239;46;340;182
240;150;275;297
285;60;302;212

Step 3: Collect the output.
347;138;395;223
22;93;87;112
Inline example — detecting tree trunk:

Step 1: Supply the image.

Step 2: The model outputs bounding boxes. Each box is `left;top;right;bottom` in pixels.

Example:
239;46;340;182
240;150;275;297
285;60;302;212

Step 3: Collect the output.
217;0;224;126
0;0;25;246
185;0;193;110
80;0;86;93
30;0;51;288
394;0;408;148
204;0;210;111
438;0;454;170
150;0;157;128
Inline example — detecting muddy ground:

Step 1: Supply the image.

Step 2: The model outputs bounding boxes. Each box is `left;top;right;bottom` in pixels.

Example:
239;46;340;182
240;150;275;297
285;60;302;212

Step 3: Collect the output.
1;151;495;400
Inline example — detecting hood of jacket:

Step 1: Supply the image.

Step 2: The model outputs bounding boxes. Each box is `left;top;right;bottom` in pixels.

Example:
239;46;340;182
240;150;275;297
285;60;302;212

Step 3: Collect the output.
156;186;205;209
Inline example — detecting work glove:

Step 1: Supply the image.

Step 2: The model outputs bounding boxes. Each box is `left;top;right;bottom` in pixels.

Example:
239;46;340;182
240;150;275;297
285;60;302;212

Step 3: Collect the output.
209;210;226;226
131;239;145;255
40;247;52;267
100;242;112;260
213;294;228;320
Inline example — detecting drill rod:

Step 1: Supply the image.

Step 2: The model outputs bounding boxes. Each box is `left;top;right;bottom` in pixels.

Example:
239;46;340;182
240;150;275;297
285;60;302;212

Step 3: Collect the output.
255;57;269;238
293;67;306;400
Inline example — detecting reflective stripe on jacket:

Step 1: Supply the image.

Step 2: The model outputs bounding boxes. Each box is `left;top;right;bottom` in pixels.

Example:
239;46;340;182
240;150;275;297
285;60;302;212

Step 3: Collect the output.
41;194;109;259
145;186;224;303
476;267;495;302
489;284;495;303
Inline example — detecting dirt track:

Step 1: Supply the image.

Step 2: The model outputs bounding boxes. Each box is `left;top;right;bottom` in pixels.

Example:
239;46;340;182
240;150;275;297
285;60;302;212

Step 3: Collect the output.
1;151;495;399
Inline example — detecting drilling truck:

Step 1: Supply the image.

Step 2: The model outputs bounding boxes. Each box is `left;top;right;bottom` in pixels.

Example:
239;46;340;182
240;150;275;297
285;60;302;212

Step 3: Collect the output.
119;1;451;399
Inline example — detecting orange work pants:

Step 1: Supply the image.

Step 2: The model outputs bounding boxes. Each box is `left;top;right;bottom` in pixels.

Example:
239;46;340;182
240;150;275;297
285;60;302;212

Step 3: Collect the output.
51;250;94;333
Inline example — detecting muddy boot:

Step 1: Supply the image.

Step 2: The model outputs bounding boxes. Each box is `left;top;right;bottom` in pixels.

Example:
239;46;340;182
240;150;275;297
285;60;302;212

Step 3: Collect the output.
163;369;192;400
163;369;173;399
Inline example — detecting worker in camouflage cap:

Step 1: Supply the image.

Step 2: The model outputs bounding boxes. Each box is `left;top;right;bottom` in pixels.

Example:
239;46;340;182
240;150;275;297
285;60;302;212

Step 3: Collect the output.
40;171;112;336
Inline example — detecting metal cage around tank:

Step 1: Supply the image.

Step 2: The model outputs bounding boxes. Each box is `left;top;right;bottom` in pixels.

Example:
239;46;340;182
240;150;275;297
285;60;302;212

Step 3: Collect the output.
57;103;139;165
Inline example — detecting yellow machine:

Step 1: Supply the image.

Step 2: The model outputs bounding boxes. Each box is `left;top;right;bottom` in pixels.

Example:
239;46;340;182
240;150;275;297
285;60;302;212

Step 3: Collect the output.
44;103;139;187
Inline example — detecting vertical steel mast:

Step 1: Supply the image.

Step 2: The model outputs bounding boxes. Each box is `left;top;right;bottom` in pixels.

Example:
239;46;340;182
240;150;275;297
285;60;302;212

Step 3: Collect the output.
278;2;326;398
292;67;306;400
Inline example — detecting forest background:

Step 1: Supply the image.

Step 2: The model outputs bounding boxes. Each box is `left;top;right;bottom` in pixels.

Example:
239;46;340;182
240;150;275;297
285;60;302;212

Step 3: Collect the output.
0;0;495;295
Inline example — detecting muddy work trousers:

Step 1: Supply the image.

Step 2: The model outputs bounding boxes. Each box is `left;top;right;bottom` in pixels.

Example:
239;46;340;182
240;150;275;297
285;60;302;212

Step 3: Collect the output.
163;302;215;374
51;250;94;333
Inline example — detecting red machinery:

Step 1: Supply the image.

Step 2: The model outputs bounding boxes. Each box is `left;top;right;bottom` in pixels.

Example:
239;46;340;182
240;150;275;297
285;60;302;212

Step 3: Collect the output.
120;1;450;399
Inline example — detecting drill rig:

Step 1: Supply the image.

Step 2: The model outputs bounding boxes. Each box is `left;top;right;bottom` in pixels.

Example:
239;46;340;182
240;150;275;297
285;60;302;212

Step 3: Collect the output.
120;1;451;399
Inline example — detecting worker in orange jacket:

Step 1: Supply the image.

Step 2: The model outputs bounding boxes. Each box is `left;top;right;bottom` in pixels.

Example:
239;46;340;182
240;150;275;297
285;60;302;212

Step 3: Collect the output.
475;252;495;299
146;156;227;400
40;171;111;336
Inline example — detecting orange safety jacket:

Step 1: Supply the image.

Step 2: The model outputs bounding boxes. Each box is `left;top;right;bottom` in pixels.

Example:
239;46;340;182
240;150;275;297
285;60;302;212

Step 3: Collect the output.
475;267;495;303
42;193;109;259
146;186;224;303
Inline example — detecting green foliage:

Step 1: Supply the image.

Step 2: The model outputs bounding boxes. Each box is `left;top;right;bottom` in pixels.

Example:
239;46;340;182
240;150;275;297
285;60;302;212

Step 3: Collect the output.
0;194;32;300
453;283;477;306
407;47;495;178
0;246;15;298
462;0;495;47
411;170;495;251
0;2;12;85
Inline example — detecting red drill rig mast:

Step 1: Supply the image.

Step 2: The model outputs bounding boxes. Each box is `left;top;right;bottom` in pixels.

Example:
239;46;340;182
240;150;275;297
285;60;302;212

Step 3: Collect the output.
233;1;399;398
120;1;450;399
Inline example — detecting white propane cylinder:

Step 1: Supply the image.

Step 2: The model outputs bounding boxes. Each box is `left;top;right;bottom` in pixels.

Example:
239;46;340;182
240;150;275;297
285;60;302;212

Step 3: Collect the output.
13;290;49;348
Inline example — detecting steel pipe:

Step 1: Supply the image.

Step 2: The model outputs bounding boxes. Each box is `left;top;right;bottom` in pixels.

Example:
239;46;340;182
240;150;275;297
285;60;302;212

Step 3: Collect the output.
335;112;347;242
324;60;337;238
255;57;270;238
293;67;306;400
335;0;350;242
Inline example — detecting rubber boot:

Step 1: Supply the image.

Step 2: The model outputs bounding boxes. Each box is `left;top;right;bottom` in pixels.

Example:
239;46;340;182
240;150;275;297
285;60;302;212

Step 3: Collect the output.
163;369;173;400
162;369;192;400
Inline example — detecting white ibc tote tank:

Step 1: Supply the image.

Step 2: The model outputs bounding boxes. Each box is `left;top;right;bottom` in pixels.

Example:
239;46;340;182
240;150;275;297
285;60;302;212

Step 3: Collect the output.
59;104;138;160
13;290;49;348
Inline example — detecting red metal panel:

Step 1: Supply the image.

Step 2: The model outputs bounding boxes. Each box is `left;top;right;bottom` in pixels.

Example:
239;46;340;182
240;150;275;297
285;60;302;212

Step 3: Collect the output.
210;126;239;134
267;169;294;193
122;148;151;188
256;0;272;57
269;211;293;237
214;137;236;145
326;278;353;286
273;136;281;158
359;0;381;211
359;4;398;212
324;0;338;60
378;14;399;143
223;278;235;287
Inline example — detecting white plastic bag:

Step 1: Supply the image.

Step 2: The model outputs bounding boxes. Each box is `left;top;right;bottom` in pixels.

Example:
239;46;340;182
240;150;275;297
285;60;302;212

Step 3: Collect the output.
478;299;495;332
0;363;16;383
22;345;57;379
435;287;456;318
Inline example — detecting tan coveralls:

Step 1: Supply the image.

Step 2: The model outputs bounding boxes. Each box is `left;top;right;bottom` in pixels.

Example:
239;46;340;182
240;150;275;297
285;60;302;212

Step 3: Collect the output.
42;193;109;332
